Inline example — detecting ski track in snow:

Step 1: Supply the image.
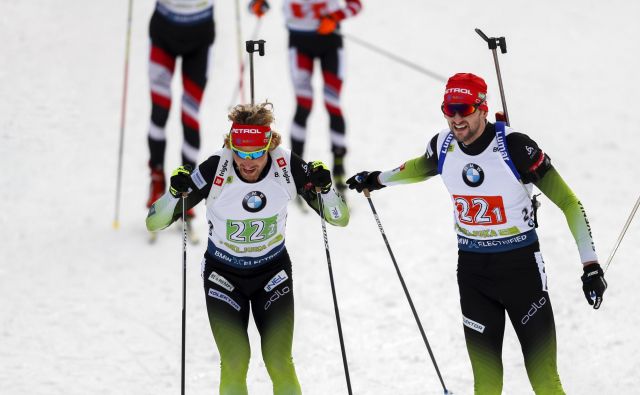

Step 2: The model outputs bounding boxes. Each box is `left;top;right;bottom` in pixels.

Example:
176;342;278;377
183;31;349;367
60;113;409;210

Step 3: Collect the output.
2;1;639;394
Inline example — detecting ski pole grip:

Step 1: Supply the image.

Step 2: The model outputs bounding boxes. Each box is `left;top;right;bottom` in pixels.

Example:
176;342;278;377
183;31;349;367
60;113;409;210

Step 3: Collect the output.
475;28;490;42
363;189;371;198
246;39;266;56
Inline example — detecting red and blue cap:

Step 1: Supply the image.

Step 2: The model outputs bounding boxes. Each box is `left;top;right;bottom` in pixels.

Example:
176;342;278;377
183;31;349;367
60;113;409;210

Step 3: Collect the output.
443;73;488;112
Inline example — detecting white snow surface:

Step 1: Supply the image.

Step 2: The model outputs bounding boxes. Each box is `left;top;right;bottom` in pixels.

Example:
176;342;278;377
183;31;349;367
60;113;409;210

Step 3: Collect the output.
2;1;639;394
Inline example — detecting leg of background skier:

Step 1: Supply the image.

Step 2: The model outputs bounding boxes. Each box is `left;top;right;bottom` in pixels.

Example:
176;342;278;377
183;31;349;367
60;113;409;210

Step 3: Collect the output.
288;47;314;157
179;43;211;230
288;47;314;210
147;43;176;207
319;44;347;192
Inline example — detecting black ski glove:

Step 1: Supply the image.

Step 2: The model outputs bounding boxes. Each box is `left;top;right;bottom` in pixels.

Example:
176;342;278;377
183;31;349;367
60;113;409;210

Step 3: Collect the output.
308;161;332;193
169;165;193;197
346;171;385;193
581;263;607;309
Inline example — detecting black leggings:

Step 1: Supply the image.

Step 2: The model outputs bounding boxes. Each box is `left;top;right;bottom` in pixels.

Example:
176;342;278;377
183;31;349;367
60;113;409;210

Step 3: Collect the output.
457;242;565;394
201;250;301;395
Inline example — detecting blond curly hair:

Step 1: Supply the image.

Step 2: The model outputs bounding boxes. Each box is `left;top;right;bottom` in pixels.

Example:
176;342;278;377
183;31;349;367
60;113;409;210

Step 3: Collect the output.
224;101;281;151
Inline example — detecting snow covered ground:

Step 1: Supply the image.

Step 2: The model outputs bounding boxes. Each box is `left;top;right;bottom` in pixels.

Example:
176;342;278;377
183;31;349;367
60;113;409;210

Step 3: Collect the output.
2;0;639;394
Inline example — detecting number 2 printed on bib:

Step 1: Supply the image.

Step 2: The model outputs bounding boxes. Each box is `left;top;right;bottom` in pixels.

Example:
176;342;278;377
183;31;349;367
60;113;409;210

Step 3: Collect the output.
453;195;507;226
226;215;278;244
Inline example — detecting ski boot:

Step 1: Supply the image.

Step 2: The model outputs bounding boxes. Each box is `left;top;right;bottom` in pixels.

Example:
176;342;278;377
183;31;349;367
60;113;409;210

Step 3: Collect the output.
146;166;166;208
147;166;165;243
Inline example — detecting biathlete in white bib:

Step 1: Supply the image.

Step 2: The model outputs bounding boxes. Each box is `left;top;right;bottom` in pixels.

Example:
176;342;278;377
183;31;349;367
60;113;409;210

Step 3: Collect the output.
147;102;349;395
346;73;608;395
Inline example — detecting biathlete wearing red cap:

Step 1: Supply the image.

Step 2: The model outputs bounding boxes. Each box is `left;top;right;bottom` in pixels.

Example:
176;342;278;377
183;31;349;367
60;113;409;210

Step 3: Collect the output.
146;103;349;395
346;73;607;394
146;0;216;210
249;0;363;191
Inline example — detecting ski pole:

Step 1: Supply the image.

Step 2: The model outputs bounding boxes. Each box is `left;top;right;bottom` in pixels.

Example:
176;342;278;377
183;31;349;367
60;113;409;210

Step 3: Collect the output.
113;0;134;229
475;28;510;126
233;0;246;105
316;188;353;395
363;189;452;395
604;194;640;273
181;193;188;395
340;32;447;83
245;39;266;106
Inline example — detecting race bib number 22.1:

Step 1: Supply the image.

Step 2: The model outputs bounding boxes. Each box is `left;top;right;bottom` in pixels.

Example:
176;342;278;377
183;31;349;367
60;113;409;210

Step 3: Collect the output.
453;195;507;226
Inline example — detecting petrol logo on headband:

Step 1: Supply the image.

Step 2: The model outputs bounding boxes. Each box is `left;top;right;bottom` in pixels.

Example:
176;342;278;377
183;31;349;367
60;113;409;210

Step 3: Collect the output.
445;87;473;95
462;163;484;187
243;191;267;212
234;128;262;134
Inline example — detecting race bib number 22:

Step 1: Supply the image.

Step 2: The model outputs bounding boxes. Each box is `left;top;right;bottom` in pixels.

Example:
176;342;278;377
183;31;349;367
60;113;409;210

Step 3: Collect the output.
226;215;278;243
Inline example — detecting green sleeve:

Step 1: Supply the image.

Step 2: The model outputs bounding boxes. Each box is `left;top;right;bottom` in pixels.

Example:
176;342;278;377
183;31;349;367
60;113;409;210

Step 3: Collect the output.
534;167;598;263
146;192;180;231
378;155;438;186
305;189;350;227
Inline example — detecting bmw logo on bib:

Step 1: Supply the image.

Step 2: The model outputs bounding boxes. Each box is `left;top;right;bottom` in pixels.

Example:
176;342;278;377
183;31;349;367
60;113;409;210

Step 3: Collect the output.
243;191;267;212
462;163;484;187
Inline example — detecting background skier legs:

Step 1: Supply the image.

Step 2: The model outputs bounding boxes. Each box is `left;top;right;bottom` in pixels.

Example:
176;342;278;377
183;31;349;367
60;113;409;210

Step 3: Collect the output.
146;5;215;218
288;32;347;191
